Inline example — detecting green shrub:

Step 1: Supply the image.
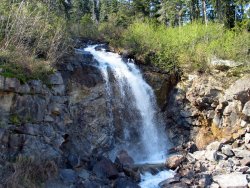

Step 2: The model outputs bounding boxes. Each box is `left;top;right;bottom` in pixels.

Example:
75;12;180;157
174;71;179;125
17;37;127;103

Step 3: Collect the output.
0;1;71;83
121;20;250;73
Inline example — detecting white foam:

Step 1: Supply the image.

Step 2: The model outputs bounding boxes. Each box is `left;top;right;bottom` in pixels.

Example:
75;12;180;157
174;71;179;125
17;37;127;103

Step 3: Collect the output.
140;170;175;188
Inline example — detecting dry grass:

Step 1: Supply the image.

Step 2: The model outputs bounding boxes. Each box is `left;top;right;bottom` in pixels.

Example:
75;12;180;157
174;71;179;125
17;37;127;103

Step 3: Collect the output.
4;156;58;188
195;127;215;149
0;1;72;83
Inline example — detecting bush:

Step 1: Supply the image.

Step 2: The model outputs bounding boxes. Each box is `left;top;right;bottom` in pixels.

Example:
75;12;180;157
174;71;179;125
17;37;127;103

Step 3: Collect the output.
121;20;250;73
4;156;58;188
0;1;71;83
0;48;54;83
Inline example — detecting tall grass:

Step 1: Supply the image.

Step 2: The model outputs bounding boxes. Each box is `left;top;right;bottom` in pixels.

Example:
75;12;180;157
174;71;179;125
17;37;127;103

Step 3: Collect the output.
0;1;72;82
122;20;250;72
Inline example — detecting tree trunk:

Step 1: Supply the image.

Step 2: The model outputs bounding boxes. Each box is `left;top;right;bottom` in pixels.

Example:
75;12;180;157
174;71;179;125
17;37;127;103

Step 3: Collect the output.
216;0;223;22
202;0;207;25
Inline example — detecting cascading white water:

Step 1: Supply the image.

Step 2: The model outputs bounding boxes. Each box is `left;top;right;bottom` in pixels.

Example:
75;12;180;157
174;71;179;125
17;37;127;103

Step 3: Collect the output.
83;45;173;187
85;45;168;162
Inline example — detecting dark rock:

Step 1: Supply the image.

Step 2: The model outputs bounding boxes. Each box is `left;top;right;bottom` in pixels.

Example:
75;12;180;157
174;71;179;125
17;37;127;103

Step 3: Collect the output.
159;182;188;188
198;174;212;187
79;51;94;63
49;72;64;85
113;177;140;188
123;167;141;182
11;95;47;123
115;150;134;167
78;169;90;180
159;176;180;186
95;44;110;52
82;180;109;188
186;142;198;153
67;154;80;168
93;157;118;179
59;169;77;184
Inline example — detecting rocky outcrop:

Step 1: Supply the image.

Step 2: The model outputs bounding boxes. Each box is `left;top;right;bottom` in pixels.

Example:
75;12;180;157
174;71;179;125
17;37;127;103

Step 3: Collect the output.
0;51;120;186
166;71;250;149
163;70;250;187
140;65;179;110
0;44;178;187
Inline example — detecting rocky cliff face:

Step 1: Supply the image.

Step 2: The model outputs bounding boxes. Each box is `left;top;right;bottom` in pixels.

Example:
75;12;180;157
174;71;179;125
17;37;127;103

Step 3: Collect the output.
162;70;250;188
165;70;250;149
0;47;177;187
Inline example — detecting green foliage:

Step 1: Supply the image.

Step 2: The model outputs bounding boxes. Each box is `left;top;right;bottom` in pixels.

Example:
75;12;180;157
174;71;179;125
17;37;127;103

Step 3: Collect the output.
0;49;55;83
122;20;250;72
9;114;21;125
0;0;71;83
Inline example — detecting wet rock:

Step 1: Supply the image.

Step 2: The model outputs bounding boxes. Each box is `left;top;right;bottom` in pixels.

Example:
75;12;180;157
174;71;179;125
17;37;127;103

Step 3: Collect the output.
213;173;248;188
59;169;77;184
123;167;141;182
80;51;93;62
113;177;140;188
93;157;118;179
95;44;110;52
159;182;189;188
159;176;180;186
165;154;185;169
115;150;134;167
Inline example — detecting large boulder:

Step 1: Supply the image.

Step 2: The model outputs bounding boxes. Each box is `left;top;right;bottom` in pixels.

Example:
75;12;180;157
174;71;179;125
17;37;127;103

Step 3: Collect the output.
242;101;250;117
165;155;185;169
93;157;119;179
113;178;140;188
213;173;248;188
115;150;134;167
59;169;77;184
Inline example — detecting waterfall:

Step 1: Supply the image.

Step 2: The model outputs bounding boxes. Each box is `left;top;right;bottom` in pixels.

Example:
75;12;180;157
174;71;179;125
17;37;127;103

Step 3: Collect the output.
84;45;168;163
